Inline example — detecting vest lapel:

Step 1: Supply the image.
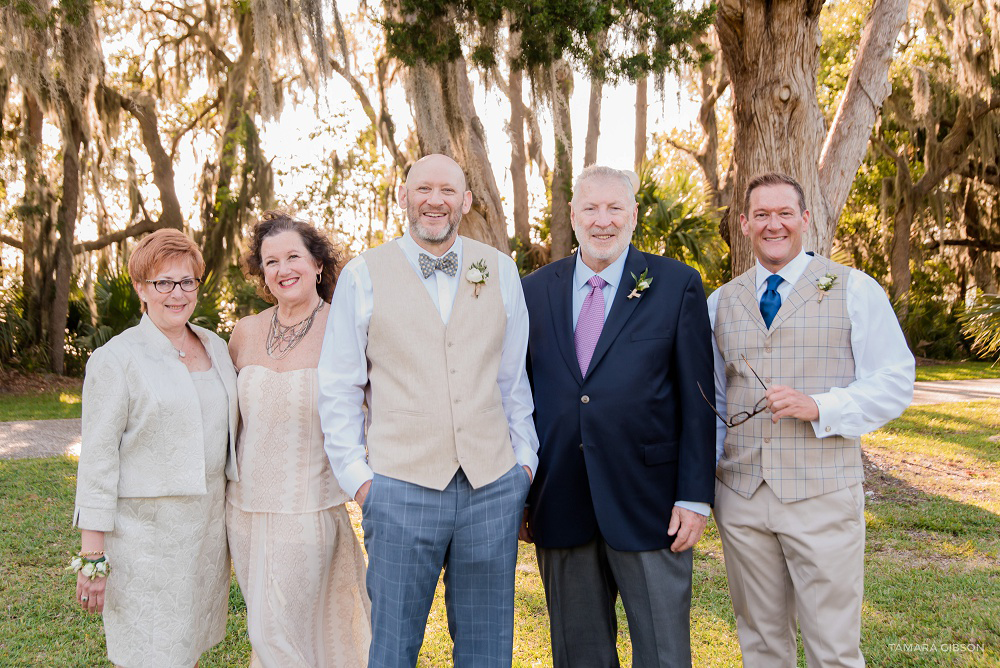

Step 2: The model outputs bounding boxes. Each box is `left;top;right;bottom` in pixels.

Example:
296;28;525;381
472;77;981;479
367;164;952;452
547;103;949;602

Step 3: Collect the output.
733;268;768;335
586;246;645;377
548;256;584;384
768;257;825;331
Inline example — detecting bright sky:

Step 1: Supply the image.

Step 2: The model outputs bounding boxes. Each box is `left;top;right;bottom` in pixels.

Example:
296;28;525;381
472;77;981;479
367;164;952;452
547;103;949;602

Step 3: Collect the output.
251;66;694;245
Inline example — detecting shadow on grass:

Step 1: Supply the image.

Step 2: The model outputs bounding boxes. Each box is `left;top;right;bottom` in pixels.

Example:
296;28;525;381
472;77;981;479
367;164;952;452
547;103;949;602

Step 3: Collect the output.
881;402;1000;464
860;452;1000;666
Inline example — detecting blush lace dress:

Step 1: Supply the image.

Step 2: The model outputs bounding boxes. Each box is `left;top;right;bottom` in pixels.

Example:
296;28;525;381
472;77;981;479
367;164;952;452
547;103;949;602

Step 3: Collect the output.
226;365;371;668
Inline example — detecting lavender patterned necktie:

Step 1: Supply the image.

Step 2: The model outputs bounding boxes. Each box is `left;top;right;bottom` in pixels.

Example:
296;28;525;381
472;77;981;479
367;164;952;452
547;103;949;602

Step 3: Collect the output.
575;275;607;377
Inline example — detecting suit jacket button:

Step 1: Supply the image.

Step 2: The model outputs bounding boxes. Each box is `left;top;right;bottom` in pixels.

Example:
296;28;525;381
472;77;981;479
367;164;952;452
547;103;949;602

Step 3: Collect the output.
579;443;584;451
581;395;590;404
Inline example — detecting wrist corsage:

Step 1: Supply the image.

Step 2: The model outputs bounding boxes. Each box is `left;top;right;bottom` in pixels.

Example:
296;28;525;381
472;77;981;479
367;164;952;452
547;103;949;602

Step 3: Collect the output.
466;259;490;298
69;554;111;579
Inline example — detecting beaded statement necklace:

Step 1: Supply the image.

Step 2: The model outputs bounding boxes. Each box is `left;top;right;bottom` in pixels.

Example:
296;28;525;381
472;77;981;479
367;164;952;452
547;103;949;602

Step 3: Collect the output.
266;298;324;360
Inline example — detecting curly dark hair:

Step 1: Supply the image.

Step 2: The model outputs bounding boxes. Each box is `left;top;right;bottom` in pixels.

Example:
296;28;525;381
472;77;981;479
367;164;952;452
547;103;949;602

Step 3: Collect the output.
242;211;343;304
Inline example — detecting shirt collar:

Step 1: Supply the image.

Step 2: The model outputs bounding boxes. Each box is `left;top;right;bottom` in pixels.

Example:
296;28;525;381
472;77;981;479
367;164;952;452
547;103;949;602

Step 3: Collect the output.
573;246;630;292
755;250;811;291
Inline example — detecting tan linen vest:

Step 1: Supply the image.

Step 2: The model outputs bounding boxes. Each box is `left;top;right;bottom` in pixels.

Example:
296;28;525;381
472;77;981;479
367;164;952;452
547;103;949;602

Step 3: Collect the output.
715;256;862;502
364;237;515;490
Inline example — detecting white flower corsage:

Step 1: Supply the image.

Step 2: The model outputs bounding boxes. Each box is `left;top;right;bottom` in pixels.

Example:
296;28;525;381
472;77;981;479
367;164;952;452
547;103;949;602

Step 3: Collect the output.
816;273;837;302
466;259;489;297
628;268;653;299
69;555;110;579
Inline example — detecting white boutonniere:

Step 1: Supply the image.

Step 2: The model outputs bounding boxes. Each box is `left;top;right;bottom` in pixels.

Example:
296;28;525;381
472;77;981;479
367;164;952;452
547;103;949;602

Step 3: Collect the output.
466;259;489;297
816;273;837;302
628;268;653;299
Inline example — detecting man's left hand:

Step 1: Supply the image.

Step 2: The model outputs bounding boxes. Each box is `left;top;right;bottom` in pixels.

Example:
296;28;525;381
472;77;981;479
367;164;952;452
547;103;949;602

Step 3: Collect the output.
667;506;707;552
766;385;820;422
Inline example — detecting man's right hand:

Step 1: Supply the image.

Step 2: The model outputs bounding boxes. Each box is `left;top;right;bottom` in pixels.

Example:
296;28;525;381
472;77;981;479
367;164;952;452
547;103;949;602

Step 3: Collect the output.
354;479;372;506
518;508;533;543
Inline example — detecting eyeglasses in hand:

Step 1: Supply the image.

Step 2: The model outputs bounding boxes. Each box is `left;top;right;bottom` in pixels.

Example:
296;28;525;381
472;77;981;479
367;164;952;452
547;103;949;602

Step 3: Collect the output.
697;354;769;428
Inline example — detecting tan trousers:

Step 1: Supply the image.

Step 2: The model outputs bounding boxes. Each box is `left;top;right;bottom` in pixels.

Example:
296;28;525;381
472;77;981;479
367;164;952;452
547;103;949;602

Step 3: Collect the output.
714;480;866;668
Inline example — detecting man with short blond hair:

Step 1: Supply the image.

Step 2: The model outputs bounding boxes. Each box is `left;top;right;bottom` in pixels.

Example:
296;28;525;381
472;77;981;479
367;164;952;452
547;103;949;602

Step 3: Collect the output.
709;172;914;666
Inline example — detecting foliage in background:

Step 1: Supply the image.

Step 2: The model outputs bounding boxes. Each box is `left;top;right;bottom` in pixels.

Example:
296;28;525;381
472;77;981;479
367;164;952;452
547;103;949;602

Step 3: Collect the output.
0;281;46;372
894;265;973;361
633;166;727;291
961;293;1000;362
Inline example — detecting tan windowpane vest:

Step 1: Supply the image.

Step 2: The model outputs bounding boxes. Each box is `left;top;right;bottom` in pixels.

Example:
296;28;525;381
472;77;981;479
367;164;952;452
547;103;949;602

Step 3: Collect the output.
715;256;862;502
364;237;515;490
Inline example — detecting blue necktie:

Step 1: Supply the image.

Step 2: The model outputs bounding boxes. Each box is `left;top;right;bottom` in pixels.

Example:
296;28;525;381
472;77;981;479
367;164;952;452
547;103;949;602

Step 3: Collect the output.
760;274;784;328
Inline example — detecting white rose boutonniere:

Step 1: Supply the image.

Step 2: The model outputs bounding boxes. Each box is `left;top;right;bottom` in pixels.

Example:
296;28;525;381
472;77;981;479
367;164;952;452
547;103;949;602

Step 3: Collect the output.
466;259;489;297
627;268;653;299
816;273;837;302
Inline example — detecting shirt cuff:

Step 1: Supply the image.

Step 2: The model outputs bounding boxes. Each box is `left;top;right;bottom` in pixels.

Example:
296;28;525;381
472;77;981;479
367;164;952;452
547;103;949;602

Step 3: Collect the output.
513;444;539;478
339;460;375;500
674;501;711;516
810;391;843;439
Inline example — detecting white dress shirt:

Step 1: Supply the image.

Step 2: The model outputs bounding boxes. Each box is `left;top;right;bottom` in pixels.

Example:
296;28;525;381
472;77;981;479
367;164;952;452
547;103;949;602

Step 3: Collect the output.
707;250;915;462
318;232;540;499
572;251;710;517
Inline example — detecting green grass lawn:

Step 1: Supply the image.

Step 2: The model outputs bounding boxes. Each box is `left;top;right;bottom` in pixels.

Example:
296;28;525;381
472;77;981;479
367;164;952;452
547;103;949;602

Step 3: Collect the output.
915;360;1000;382
1;401;998;666
0;390;82;422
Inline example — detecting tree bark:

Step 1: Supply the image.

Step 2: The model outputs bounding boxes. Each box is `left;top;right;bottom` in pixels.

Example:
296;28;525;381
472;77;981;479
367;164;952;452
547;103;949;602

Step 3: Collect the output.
201;10;255;279
549;60;574;261
49;91;85;374
717;0;908;275
634;75;647;171
404;58;509;251
508;62;531;253
18;90;56;355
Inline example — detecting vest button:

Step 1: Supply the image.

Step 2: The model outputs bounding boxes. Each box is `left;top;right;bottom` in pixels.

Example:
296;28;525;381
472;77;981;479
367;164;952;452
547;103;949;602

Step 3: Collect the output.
581;395;590;404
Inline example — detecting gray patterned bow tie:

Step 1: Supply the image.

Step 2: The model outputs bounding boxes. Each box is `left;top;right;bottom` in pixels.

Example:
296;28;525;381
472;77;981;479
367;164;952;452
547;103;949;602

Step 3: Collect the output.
418;251;458;279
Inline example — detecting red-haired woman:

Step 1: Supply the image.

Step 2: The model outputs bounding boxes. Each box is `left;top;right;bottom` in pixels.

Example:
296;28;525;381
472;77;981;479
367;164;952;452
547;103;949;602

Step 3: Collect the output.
73;228;238;667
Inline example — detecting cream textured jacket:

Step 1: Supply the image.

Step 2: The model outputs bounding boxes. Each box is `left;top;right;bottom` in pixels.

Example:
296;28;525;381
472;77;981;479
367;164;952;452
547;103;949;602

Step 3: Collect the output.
73;315;239;531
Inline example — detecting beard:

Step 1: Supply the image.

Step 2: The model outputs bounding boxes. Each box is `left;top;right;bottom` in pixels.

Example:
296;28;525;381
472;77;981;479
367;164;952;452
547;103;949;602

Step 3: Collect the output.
408;206;462;245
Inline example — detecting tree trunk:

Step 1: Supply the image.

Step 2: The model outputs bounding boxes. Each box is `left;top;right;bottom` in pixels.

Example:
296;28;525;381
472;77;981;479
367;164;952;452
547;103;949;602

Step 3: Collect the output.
717;0;827;275
634;75;647;171
717;0;908;275
509;62;531;253
49;91;85;374
18;90;57;356
404;58;509;251
549;60;574;261
202;11;254;279
584;68;603;167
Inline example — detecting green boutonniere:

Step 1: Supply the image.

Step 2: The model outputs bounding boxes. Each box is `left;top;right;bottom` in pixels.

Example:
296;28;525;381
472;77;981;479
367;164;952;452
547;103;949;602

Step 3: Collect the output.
628;268;653;299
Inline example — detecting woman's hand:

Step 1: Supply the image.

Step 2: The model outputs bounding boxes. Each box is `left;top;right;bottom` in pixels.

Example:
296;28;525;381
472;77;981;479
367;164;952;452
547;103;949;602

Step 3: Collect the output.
77;529;107;613
76;567;107;613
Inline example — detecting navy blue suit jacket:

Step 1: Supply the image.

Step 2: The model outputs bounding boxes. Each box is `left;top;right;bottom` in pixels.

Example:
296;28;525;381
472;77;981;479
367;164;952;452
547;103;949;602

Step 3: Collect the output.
523;245;717;552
